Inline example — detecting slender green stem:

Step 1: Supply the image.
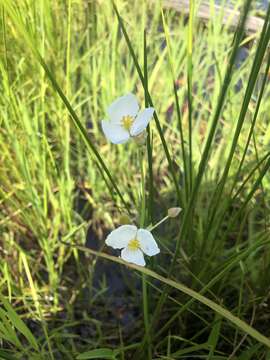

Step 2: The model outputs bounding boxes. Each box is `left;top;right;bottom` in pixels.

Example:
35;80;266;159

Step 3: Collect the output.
187;0;194;193
64;0;72;195
39;0;48;221
206;7;270;232
161;9;188;201
252;133;268;228
232;151;270;200
166;0;254;277
21;253;54;360
231;51;270;196
137;0;253;353
148;215;169;231
112;0;182;208
218;155;270;248
142;273;151;359
200;53;270;257
139;148;152;359
144;29;154;224
1;7;10;92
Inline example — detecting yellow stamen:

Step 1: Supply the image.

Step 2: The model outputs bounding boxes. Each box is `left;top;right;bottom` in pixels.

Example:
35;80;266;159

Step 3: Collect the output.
121;115;134;131
128;238;140;251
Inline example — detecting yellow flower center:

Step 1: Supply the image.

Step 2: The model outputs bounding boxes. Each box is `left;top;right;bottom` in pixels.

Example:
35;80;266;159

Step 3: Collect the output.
128;238;140;251
121;115;134;131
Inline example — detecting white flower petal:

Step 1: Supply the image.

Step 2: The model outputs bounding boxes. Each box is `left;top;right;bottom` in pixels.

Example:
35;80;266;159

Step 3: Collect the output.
101;120;130;144
137;229;160;256
107;93;139;123
105;225;137;249
121;248;146;266
130;107;154;137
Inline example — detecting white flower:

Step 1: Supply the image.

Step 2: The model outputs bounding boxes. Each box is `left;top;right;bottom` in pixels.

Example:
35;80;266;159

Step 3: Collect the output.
105;225;160;266
101;93;154;144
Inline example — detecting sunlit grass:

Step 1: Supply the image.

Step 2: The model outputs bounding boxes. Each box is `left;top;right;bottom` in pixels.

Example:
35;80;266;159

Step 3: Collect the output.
0;0;270;358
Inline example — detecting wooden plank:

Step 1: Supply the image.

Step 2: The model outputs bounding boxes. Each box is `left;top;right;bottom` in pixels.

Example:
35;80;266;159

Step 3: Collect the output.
163;0;264;34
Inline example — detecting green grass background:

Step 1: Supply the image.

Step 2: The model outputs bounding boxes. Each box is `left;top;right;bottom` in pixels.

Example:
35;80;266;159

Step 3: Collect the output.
0;0;270;358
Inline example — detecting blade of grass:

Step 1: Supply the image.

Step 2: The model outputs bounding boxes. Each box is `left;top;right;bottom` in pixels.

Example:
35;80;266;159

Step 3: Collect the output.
206;6;270;233
144;29;154;224
1;7;10;92
201;53;270;260
214;49;270;218
161;8;189;201
134;0;253;354
0;293;39;352
154;233;270;339
233;50;270;191
207;314;222;359
200;149;270;281
112;0;183;207
1;0;131;215
142;31;152;359
179;0;253;238
59;239;270;349
187;0;194;193
232;151;270;200
76;348;118;360
20;252;54;359
218;155;270;247
0;308;23;349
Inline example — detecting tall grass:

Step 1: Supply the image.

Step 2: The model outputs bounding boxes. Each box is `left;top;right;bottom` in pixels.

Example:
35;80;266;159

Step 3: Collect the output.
0;0;270;358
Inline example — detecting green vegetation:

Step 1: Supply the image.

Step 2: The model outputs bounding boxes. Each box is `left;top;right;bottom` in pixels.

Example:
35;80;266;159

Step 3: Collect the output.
0;0;270;358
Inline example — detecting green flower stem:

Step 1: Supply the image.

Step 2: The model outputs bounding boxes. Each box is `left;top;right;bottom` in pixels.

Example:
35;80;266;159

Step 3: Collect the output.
142;32;152;360
147;215;170;232
139;148;152;360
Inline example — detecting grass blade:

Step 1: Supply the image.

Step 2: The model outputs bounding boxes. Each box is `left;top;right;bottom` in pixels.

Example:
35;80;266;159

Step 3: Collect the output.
1;0;131;215
112;0;183;207
60;239;270;350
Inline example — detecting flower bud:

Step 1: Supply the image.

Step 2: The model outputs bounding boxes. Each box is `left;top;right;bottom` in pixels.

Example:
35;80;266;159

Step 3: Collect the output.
167;207;182;218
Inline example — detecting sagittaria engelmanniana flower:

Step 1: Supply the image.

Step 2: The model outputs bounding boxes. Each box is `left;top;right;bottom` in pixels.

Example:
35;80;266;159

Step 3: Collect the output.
105;225;160;266
101;93;154;144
